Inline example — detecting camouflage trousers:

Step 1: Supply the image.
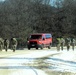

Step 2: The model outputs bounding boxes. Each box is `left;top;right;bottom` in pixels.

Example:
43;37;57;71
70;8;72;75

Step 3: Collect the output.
57;44;60;51
11;45;17;52
66;43;70;51
61;43;64;50
0;45;3;51
71;43;75;50
4;45;9;52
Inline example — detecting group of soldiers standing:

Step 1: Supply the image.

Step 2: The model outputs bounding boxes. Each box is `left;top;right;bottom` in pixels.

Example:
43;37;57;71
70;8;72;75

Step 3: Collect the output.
0;38;17;52
56;37;76;51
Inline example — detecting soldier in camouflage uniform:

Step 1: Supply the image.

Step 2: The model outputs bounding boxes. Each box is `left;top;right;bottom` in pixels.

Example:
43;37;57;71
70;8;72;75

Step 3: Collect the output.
10;38;17;52
65;38;71;51
0;38;4;51
4;39;9;52
60;37;65;50
56;38;61;51
71;38;75;50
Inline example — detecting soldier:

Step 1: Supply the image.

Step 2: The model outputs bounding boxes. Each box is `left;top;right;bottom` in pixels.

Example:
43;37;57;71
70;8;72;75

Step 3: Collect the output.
56;37;61;51
0;38;4;51
65;38;71;51
60;37;65;50
10;38;17;52
71;38;75;50
4;39;9;52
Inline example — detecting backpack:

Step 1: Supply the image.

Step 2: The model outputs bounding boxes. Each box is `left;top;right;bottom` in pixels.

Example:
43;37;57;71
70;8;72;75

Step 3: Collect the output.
11;38;17;45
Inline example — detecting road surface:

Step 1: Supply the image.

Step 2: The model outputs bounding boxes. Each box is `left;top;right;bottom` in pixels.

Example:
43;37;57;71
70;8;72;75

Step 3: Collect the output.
0;47;76;75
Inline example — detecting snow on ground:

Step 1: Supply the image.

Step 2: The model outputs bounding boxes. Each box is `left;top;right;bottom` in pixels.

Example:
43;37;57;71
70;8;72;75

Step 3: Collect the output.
10;69;47;75
46;49;76;73
1;48;76;74
52;50;76;61
0;50;60;75
10;50;59;58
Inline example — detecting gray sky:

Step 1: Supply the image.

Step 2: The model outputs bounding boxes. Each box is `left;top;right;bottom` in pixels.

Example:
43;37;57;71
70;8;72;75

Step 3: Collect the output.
0;0;5;1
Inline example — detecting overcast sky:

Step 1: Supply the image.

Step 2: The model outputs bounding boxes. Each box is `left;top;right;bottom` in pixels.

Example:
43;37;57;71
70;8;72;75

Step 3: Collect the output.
0;0;5;1
0;0;56;6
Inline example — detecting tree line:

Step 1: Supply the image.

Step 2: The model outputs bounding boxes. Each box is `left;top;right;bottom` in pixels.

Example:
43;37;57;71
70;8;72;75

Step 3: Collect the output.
0;0;76;47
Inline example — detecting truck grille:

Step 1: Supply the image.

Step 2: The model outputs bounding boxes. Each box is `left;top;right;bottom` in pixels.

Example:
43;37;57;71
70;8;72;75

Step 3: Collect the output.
30;42;37;44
